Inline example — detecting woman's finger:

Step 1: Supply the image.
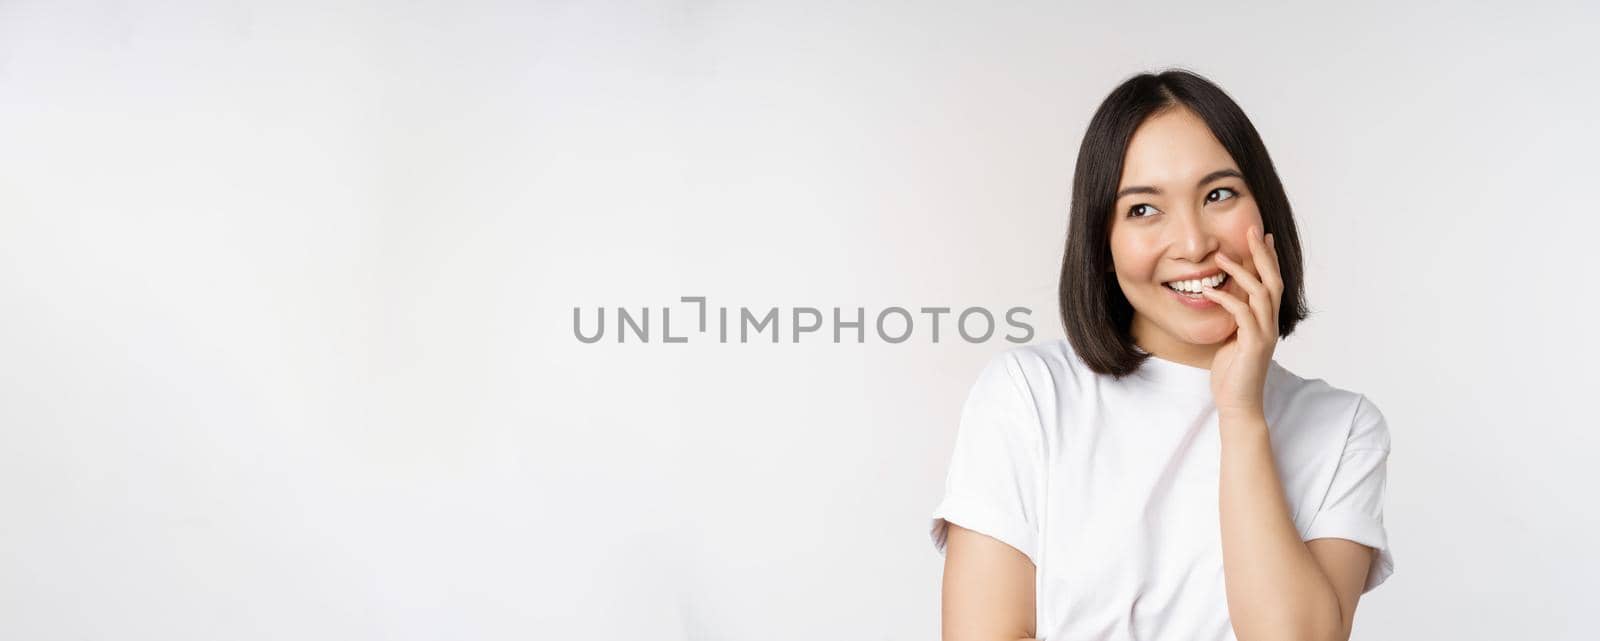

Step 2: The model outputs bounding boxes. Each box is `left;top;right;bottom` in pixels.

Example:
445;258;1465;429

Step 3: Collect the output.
1199;286;1258;344
1215;252;1271;335
1250;229;1284;321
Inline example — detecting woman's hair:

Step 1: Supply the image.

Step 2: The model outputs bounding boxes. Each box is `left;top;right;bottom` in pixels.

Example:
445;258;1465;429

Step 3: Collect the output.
1058;69;1310;378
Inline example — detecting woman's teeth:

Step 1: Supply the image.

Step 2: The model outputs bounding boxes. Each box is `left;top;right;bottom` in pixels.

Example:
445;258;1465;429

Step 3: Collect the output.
1165;273;1227;294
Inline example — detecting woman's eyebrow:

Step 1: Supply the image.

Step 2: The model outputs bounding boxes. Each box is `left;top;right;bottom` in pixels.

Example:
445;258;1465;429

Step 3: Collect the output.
1116;168;1244;199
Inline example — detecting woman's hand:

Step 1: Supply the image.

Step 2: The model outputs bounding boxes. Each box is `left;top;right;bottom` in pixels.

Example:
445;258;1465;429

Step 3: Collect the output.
1200;224;1283;419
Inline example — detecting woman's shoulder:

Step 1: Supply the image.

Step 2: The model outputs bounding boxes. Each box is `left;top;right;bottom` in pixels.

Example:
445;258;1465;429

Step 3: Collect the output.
1266;362;1391;449
969;339;1087;405
1267;361;1367;407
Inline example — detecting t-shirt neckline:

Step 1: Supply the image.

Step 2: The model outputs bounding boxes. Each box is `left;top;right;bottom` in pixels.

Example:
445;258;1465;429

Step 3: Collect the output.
1126;345;1283;400
1130;347;1216;392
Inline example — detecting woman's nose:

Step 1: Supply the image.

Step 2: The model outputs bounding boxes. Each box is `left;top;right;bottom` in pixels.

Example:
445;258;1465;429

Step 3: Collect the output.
1165;208;1217;261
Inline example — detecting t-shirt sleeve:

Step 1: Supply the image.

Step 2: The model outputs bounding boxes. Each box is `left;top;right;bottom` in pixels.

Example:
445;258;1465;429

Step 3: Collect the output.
1303;394;1395;594
928;352;1046;566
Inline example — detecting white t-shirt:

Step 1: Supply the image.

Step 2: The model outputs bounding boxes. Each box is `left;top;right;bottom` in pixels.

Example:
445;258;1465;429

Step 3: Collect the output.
929;339;1394;641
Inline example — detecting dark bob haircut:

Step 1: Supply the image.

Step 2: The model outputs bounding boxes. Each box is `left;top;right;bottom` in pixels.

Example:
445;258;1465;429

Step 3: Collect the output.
1058;69;1310;378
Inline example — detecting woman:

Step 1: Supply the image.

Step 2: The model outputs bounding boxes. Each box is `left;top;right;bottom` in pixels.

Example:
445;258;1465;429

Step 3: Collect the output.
928;69;1394;641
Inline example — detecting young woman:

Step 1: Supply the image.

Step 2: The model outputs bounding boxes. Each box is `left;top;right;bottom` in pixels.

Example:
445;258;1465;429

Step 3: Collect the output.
929;70;1394;641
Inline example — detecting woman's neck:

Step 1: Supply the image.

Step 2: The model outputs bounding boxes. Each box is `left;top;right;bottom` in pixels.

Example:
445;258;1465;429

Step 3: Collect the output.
1130;315;1220;370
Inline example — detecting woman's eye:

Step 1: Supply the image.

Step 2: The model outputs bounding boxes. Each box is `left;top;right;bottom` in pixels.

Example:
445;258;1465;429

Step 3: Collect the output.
1206;187;1238;203
1128;204;1158;218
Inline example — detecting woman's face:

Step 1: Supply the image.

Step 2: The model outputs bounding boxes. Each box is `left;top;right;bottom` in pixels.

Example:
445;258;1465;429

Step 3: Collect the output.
1109;107;1265;354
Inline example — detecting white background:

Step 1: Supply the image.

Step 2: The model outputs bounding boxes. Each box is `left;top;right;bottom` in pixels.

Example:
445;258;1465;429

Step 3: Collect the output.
2;1;1596;639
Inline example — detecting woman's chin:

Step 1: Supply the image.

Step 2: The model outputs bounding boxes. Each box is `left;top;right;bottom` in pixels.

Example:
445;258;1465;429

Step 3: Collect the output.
1181;319;1239;345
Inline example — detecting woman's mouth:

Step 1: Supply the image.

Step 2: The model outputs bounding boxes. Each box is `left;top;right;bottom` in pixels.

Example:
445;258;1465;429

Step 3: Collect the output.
1163;273;1228;300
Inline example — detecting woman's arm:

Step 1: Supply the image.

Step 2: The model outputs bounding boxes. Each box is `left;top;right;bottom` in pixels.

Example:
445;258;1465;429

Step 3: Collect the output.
1217;411;1373;641
1203;228;1376;641
941;523;1038;641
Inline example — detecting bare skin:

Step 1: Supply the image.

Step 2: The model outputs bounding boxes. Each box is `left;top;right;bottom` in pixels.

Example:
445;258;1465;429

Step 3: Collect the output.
942;107;1375;641
941;524;1036;641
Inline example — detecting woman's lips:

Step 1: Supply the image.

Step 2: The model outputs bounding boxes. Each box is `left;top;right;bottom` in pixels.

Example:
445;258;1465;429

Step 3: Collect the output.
1164;275;1227;310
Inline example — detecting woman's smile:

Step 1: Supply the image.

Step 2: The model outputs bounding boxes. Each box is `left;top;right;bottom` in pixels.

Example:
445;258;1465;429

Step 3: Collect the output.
1162;270;1230;309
